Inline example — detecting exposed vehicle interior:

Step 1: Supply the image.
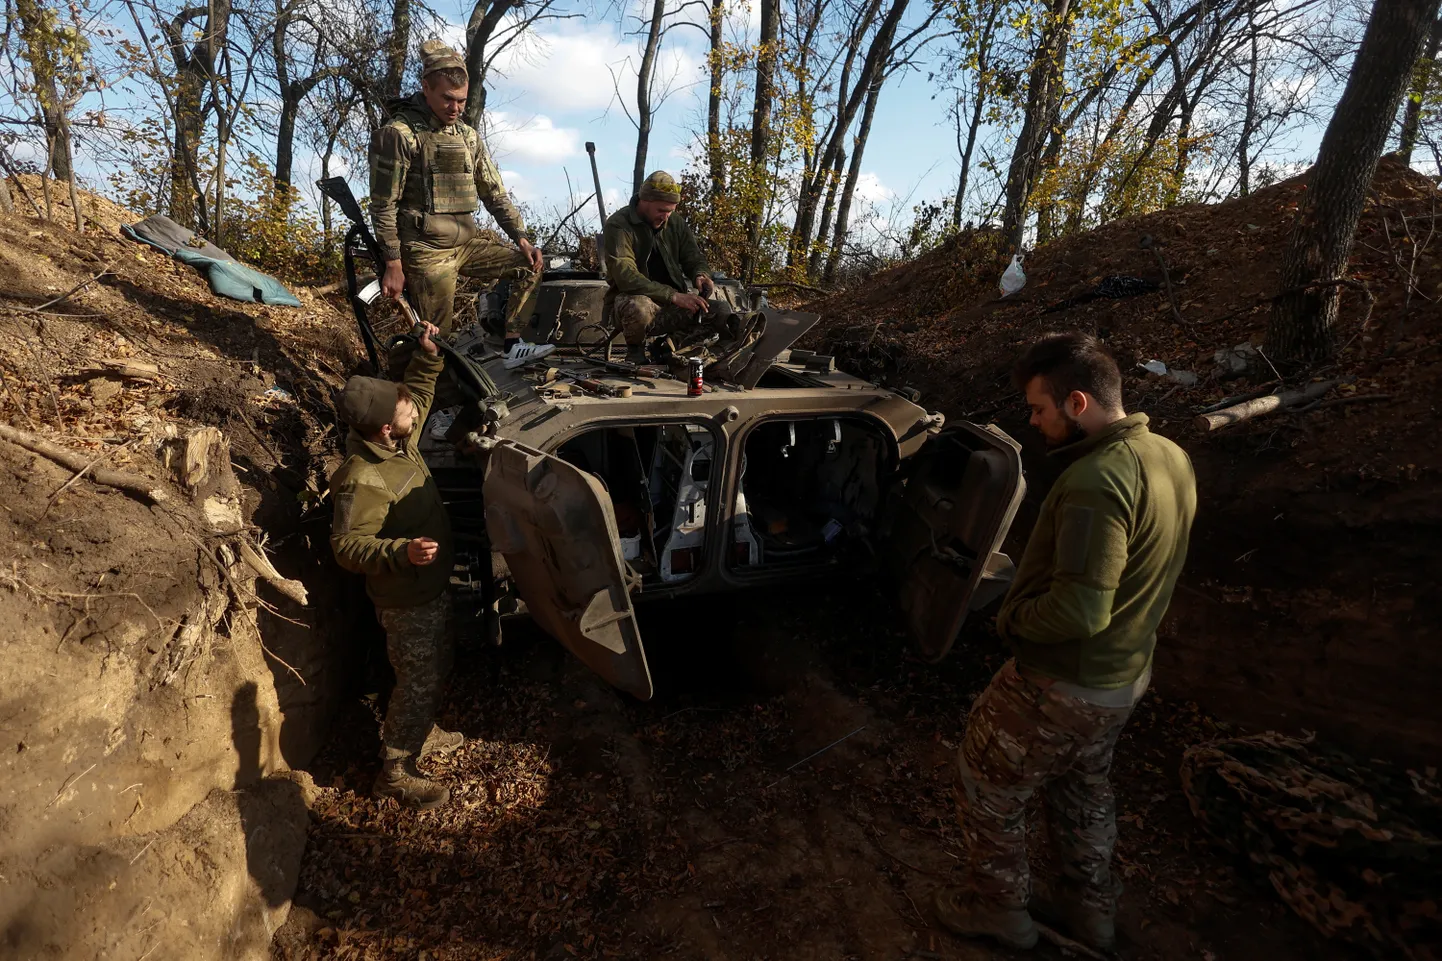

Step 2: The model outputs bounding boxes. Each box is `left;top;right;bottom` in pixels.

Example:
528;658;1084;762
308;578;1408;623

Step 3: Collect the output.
731;417;891;570
555;424;715;586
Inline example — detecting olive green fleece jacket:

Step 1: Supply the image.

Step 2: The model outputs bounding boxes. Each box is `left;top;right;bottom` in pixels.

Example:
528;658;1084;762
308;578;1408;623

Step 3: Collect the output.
329;348;454;609
997;413;1197;689
602;200;709;307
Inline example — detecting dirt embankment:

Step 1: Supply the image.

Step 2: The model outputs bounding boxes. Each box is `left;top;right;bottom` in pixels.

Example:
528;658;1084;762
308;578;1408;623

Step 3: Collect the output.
805;156;1442;760
0;182;369;959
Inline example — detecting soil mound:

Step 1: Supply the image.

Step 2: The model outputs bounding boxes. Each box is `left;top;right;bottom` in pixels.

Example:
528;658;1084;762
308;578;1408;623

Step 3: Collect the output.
806;155;1442;759
0;188;367;959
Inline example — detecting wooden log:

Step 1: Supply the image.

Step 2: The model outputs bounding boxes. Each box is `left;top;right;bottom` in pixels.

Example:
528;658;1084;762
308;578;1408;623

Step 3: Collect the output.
0;423;167;502
94;359;161;382
1193;380;1337;432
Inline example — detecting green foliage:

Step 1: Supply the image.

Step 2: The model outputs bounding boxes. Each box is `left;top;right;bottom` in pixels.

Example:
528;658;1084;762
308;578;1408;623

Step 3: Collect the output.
15;0;93;110
218;157;339;284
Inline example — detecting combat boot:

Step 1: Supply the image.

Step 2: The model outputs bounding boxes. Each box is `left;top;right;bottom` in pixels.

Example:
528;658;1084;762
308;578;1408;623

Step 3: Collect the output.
933;886;1038;950
1030;878;1119;953
420;725;465;758
373;756;450;810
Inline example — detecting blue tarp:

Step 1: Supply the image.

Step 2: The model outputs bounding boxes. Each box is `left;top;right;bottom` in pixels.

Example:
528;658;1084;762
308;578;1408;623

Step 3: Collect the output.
121;214;302;308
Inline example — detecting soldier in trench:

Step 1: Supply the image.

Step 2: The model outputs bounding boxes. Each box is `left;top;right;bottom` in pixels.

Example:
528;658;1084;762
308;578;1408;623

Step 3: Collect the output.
369;39;555;370
329;321;463;810
933;332;1197;952
602;170;730;365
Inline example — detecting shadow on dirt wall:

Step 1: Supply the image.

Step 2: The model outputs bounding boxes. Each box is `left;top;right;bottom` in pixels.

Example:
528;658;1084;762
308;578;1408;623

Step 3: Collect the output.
232;680;310;911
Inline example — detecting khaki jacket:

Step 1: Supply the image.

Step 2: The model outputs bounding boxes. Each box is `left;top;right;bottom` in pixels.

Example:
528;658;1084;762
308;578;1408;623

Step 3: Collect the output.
998;414;1197;689
602;200;709;310
329;349;454;609
368;94;526;262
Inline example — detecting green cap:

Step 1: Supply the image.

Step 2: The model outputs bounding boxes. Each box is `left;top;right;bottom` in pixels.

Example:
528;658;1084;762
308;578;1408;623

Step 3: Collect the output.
339;375;399;432
639;170;681;203
419;39;467;79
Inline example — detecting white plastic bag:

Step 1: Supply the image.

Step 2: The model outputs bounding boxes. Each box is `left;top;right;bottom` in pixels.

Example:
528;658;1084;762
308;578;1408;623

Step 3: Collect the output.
999;255;1026;297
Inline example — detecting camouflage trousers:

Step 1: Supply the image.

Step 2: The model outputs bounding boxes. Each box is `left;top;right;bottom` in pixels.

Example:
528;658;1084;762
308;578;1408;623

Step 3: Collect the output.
377;592;453;761
402;235;539;337
613;293;720;347
954;659;1137;913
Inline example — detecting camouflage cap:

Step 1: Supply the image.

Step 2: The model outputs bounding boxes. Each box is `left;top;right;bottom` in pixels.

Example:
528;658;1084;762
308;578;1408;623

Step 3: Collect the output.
339;375;400;432
638;170;681;203
419;39;467;79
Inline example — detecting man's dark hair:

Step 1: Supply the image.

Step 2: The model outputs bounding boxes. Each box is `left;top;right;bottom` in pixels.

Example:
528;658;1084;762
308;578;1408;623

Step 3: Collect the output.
425;67;468;90
1012;332;1123;411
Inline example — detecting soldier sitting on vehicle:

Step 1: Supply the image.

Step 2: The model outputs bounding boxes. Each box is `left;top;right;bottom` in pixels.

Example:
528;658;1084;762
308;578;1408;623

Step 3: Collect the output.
603;170;730;365
330;321;465;810
369;39;554;370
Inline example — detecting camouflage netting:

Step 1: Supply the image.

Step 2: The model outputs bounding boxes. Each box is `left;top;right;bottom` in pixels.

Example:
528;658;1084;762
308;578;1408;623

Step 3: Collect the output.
1181;734;1442;960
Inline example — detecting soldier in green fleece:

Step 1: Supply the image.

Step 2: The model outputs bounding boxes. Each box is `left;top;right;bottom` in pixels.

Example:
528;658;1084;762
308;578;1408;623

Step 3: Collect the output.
330;321;464;810
934;332;1197;952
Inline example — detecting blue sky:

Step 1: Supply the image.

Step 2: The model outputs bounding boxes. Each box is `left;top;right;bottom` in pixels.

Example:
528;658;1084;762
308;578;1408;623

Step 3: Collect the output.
419;0;1007;237
21;0;1351;243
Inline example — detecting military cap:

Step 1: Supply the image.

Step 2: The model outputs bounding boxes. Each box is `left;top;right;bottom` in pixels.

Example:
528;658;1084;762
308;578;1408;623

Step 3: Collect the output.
339;375;400;432
639;170;681;203
419;39;467;79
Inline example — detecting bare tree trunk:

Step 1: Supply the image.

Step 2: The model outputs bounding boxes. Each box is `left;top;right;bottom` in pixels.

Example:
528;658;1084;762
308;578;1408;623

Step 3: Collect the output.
633;0;667;196
463;0;521;131
1399;13;1442;162
1170;99;1195;204
1000;0;1074;251
1034;132;1065;243
62;121;81;231
0;175;12;214
385;0;411;99
788;1;875;272
1267;0;1442;364
708;0;726;198
807;147;845;277
953;92;985;229
1239;13;1259;195
39;102;72;181
740;0;781;278
164;2;226;233
276;93;302;189
823;75;883;285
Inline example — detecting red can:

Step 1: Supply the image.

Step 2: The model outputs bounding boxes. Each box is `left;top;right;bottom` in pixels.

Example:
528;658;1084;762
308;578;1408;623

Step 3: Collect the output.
687;358;704;396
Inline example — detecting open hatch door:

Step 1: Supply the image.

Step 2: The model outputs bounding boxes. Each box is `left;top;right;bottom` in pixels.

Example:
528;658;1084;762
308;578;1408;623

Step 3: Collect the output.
483;440;653;700
882;423;1026;663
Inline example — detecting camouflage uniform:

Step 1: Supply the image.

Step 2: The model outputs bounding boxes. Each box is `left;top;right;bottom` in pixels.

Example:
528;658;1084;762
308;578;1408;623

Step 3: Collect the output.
955;659;1142;913
369;57;538;337
329;348;456;768
377;592;453;760
949;413;1195;941
602;171;714;348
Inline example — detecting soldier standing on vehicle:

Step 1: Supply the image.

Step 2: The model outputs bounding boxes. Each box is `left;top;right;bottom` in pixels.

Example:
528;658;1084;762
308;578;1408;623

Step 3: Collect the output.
330;321;465;810
369;39;554;370
602;170;726;365
934;332;1197;952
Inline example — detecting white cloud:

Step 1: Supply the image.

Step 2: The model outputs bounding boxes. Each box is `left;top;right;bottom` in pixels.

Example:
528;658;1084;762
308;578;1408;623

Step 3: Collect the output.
498;169;533;202
486;22;705;114
487;112;582;165
854;172;894;205
488;26;637;112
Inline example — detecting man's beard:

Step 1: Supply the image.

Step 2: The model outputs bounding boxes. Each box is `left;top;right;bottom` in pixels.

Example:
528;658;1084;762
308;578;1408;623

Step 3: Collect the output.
390;422;413;441
1045;413;1087;448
